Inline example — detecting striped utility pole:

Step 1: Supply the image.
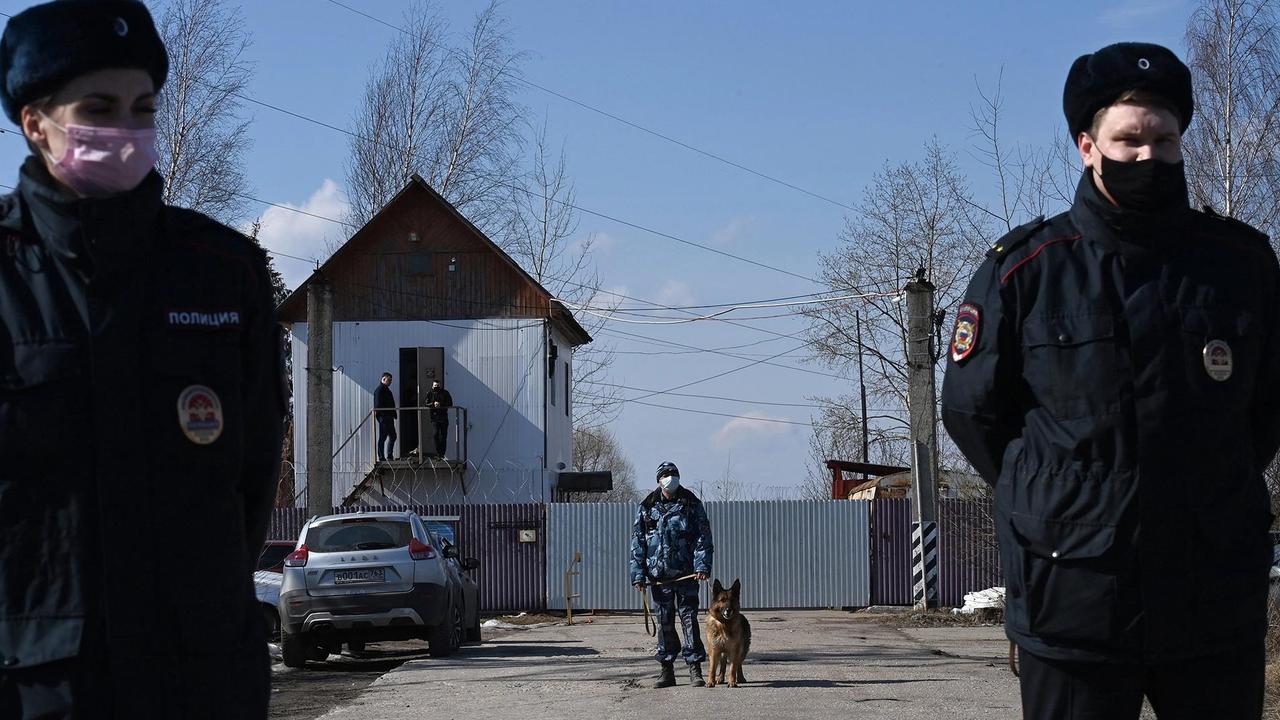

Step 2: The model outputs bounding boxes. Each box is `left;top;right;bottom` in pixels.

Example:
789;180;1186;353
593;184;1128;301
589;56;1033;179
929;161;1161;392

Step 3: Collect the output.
905;270;939;610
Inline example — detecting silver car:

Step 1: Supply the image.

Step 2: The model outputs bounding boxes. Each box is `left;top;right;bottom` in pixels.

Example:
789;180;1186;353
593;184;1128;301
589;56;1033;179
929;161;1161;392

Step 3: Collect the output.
277;510;479;667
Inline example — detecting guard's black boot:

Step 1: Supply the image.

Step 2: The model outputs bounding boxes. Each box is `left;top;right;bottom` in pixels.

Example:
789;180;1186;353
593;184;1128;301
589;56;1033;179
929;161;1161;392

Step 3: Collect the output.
653;663;676;688
689;663;705;687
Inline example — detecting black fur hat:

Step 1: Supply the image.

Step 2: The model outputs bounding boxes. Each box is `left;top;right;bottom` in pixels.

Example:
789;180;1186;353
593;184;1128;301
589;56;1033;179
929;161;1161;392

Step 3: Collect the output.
1062;42;1193;139
0;0;168;124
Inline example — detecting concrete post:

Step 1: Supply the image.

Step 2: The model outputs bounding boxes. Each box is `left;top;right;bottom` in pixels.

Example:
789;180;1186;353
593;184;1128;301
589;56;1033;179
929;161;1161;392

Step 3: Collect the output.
305;278;334;519
905;270;939;610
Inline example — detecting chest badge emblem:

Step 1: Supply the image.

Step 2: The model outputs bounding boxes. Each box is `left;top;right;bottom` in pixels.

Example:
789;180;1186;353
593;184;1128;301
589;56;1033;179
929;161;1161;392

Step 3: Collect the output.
950;303;981;363
177;385;224;444
1203;340;1233;382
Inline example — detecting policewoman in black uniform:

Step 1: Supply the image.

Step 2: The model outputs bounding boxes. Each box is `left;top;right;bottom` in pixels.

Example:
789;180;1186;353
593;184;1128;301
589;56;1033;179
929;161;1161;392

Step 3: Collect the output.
943;42;1280;718
0;2;285;718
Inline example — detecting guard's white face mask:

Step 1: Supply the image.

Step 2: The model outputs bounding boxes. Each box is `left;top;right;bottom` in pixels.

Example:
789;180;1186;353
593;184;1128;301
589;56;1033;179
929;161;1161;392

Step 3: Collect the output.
659;474;680;492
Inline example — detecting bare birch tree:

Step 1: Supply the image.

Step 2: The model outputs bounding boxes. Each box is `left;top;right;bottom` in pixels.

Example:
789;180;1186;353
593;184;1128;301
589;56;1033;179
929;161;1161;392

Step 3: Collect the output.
505;122;621;428
1184;0;1280;238
802;140;991;467
566;425;639;503
1184;0;1280;518
154;0;253;225
969;72;1078;225
345;0;523;232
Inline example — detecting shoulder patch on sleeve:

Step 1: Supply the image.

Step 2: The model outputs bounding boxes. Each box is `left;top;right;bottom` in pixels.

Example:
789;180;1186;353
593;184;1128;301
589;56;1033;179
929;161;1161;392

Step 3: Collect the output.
987;215;1047;258
950;302;981;363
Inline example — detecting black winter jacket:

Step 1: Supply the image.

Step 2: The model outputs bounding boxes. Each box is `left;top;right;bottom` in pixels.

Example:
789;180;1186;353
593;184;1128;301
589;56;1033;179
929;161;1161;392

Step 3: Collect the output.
374;384;396;420
942;172;1280;664
426;387;453;422
0;158;285;716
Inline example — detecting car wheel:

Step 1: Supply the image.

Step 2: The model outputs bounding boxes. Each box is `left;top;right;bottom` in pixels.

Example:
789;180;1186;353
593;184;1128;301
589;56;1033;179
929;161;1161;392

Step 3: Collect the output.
312;641;336;661
429;603;462;657
281;633;310;669
262;604;281;643
347;639;366;656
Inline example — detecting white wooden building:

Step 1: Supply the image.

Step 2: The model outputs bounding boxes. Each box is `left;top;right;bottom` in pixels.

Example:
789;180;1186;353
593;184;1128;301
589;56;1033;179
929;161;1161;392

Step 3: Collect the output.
277;176;591;506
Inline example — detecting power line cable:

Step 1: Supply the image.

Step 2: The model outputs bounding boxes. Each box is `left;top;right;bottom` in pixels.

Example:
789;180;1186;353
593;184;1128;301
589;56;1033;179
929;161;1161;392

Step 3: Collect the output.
157;75;817;284
601;326;850;382
580;378;906;413
323;0;858;214
621;398;904;429
556;276;830;345
626;341;811;403
559;289;901;325
601;289;837;312
0;83;817;285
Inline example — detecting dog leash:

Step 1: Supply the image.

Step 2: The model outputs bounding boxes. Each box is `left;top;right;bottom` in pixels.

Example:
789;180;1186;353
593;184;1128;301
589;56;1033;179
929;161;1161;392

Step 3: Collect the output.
1008;640;1019;677
638;574;700;637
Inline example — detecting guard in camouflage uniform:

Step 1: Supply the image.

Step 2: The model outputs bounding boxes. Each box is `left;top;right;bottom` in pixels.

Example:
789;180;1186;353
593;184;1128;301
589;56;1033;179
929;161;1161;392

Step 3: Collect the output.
630;462;713;688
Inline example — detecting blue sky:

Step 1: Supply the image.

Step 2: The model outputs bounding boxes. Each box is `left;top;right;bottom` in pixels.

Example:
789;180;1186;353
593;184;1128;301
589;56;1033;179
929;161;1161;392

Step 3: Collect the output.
0;0;1192;497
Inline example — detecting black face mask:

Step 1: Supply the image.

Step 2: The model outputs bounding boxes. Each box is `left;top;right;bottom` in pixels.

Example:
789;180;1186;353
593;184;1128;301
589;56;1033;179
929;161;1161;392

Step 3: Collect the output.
1095;155;1188;212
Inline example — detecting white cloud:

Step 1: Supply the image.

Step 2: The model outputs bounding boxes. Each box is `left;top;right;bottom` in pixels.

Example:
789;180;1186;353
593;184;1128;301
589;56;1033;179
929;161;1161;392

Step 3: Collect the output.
595;284;631;309
655;279;696;308
711;216;754;246
712;411;792;449
1100;0;1180;28
250;179;351;291
580;231;620;255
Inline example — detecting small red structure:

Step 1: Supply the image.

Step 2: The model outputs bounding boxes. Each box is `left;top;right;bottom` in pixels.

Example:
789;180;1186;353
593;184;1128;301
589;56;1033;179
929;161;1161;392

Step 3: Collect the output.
825;460;909;500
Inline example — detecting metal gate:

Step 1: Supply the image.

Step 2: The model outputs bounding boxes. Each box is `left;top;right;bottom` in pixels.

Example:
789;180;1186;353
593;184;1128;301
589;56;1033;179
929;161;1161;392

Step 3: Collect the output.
545;500;871;610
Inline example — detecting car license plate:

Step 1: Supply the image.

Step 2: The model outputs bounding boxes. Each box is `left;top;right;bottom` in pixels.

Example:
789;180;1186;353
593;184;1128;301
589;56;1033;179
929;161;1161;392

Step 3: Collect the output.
334;568;385;584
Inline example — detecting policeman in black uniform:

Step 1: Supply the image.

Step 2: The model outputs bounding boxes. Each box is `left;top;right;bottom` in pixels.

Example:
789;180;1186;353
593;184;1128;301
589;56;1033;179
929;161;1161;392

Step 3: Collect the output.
425;379;453;459
0;2;285;718
375;371;396;461
942;42;1280;719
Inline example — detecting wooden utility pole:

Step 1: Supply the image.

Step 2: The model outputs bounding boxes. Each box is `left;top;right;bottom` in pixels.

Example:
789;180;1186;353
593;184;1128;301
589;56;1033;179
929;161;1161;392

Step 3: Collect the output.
305;278;334;520
856;311;870;477
905;270;939;610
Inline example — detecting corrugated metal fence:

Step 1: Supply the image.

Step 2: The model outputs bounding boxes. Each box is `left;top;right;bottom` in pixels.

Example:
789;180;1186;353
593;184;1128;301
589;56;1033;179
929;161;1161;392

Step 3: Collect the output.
267;498;998;611
938;499;1002;608
544;501;871;610
869;498;1003;607
269;503;545;612
870;499;913;606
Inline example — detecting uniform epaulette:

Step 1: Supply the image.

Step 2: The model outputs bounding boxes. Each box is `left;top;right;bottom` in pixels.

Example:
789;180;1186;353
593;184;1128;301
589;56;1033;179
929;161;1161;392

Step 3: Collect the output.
987;215;1047;258
167;205;265;260
1200;205;1270;246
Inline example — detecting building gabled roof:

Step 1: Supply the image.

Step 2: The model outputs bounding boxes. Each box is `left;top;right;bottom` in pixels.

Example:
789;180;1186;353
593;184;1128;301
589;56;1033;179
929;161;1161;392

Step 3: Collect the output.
276;175;591;346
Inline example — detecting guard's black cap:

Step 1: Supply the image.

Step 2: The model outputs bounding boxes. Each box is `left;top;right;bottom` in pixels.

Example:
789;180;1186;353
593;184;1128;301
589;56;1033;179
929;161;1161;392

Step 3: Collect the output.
656;462;679;480
0;0;169;124
1063;42;1193;139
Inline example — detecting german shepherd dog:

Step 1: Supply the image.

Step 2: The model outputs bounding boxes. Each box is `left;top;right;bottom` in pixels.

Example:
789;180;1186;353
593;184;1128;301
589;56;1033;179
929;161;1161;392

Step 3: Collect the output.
705;579;751;688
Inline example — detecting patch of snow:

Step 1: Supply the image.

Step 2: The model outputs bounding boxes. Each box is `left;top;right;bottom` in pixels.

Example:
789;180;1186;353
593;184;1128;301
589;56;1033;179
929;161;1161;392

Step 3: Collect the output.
952;586;1005;615
481;618;560;631
481;619;529;631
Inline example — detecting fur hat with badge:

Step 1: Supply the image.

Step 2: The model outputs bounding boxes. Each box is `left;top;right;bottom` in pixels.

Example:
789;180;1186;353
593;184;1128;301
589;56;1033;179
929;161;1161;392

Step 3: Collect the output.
1062;41;1193;139
0;0;168;124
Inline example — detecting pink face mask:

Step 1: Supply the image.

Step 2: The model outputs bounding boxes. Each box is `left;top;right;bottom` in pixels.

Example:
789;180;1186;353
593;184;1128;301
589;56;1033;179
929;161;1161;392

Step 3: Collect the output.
40;113;159;197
